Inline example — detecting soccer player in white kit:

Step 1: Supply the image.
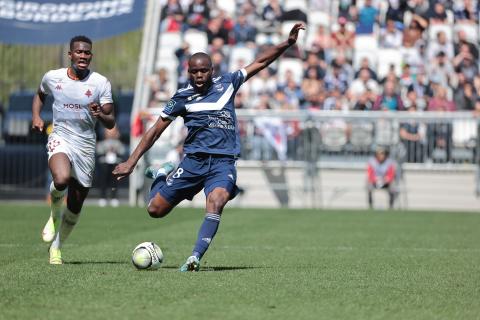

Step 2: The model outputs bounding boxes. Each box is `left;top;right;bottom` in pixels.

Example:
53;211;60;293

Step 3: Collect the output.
31;35;115;264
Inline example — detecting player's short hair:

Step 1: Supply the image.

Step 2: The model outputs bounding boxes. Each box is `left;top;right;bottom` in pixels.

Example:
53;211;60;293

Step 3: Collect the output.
70;35;92;50
189;52;212;68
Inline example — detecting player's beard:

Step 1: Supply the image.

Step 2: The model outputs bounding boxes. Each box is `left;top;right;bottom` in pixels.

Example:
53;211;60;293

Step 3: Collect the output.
71;63;90;80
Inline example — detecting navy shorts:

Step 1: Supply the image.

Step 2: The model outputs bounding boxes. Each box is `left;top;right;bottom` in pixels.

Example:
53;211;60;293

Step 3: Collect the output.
149;153;239;205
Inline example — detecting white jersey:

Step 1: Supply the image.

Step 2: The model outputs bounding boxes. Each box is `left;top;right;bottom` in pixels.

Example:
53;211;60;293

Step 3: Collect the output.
40;68;113;187
40;68;113;144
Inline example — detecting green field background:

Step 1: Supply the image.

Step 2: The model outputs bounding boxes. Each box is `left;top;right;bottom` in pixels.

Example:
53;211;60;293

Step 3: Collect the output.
1;204;480;320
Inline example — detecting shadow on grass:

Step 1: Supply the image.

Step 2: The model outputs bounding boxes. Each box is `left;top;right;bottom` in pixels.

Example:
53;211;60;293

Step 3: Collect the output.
161;265;264;272
65;261;129;265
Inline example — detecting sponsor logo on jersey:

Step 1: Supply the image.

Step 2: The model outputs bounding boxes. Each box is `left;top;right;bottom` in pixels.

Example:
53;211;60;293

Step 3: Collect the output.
214;83;224;92
85;89;92;98
63;103;82;110
55;84;62;90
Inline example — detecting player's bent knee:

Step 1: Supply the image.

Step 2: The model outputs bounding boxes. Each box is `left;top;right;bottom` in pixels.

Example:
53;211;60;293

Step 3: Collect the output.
53;177;69;191
147;205;170;218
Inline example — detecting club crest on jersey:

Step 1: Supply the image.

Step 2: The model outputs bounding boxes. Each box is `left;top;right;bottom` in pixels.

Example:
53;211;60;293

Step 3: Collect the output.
55;84;62;90
214;83;224;92
85;89;92;98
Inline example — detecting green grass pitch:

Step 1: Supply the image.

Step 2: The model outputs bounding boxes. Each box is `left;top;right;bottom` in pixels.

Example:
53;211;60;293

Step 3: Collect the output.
1;204;480;320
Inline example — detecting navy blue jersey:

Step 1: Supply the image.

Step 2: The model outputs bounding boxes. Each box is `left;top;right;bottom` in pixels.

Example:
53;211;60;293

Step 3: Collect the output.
160;69;247;157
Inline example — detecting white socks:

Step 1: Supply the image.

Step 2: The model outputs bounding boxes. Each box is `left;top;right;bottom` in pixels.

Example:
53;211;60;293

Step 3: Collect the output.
51;208;80;250
49;182;66;220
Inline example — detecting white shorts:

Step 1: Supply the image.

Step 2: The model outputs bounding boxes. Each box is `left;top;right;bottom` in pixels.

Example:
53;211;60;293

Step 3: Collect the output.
47;133;95;187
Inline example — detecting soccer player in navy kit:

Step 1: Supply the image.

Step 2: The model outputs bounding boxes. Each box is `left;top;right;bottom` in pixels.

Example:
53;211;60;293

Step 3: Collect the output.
113;23;305;271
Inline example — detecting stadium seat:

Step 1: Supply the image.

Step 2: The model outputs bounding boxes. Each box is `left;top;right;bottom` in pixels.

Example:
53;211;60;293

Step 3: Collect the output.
307;10;331;28
283;0;307;12
216;0;236;17
376;49;403;78
183;29;208;54
8;91;35;111
277;58;304;84
454;23;478;43
320;121;348;152
349;122;374;152
229;46;254;71
159;32;182;50
354;35;378;52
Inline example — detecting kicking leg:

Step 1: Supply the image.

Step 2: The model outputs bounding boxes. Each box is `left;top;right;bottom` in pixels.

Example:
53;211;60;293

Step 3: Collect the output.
145;162;176;218
42;153;70;243
181;187;230;272
49;178;89;264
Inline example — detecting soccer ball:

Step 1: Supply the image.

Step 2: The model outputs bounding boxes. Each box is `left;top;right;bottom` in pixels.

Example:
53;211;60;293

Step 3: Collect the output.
131;242;163;270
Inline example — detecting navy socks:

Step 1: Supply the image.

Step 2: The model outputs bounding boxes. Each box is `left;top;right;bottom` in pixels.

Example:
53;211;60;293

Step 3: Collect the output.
192;213;221;260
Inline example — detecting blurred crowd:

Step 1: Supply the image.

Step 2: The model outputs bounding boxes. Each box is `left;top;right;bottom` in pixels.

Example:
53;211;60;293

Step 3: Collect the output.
149;0;480;113
144;0;480;163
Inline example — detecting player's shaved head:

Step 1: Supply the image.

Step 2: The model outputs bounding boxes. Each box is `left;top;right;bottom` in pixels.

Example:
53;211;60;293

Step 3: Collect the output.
188;52;213;92
189;52;212;68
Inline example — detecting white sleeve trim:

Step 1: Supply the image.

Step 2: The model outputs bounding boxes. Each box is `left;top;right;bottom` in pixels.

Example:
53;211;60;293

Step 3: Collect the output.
160;112;176;120
240;68;247;82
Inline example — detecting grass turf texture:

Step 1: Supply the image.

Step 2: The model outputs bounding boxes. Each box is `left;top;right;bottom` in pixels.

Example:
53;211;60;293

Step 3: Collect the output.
1;204;479;320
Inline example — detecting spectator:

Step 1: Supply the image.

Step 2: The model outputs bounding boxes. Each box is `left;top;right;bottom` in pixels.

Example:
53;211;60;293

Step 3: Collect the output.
454;30;479;60
303;51;326;80
211;51;228;77
147;68;174;107
348;67;379;103
310;25;331;61
428;31;454;60
331;17;355;58
453;49;478;83
233;14;257;45
379;18;403;48
324;60;350;94
426;86;455;162
206;15;230;45
402;16;427;48
186;0;210;30
454;74;477;111
400;93;426;162
262;0;283;29
354;57;377;81
160;0;184;32
97;126;126;207
338;0;354;19
366;146;398;209
407;0;430;17
373;80;405;111
429;2;449;24
356;0;379;34
386;0;408;22
174;42;191;87
301;68;323;108
427;51;455;88
453;0;478;23
249;68;277;101
353;90;375;110
427;86;456;111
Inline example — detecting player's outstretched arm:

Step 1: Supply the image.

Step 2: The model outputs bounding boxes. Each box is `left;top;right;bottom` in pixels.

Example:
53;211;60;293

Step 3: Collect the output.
89;102;115;129
244;23;305;81
112;116;172;180
32;88;47;132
